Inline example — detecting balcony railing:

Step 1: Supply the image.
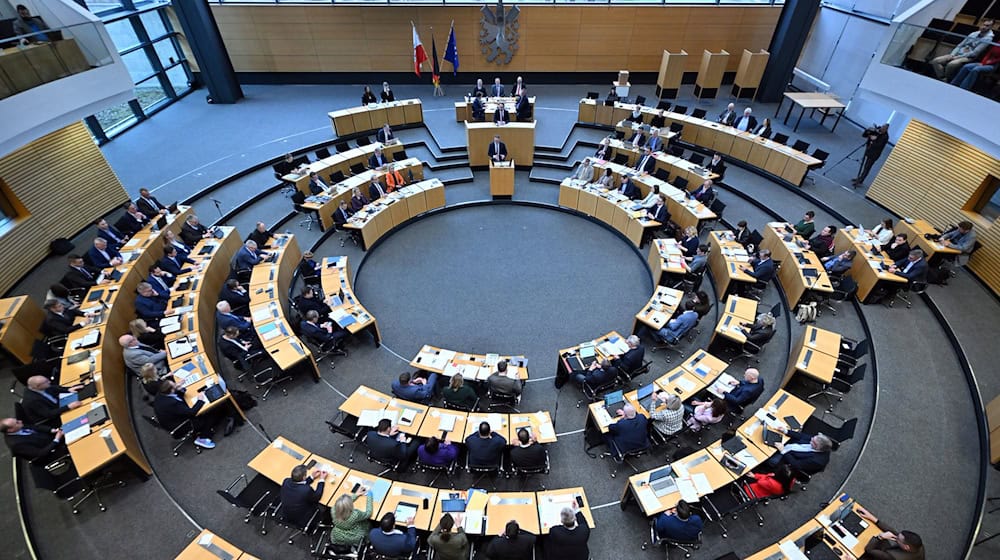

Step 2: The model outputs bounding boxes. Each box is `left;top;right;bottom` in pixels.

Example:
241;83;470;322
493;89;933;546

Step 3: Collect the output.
0;21;115;100
209;0;785;5
881;21;1000;103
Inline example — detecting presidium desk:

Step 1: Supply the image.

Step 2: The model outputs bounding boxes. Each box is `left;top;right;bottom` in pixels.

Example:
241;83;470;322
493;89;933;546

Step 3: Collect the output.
465;121;536;167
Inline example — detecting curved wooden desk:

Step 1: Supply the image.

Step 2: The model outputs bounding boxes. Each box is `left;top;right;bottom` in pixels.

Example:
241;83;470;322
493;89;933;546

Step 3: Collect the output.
328;99;423;137
410;345;529;382
465;121;536;167
558;179;662;247
282;141;404;196
176;529;260;560
707;231;757;300
317;256;381;346
302;156;424;231
832;228;907;303
0;295;43;364
745;494;882;559
454;96;535;122
759;222;834;307
342;178;446;250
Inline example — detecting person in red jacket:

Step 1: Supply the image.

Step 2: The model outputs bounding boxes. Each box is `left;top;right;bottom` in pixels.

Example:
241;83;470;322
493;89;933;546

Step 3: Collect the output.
951;44;1000;90
745;464;795;499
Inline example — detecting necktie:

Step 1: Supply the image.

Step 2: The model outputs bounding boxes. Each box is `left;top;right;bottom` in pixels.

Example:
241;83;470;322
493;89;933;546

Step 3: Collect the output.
77;267;92;279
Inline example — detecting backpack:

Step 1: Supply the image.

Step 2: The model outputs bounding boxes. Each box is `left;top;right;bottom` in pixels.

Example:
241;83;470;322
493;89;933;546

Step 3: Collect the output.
926;266;950;286
795;302;817;323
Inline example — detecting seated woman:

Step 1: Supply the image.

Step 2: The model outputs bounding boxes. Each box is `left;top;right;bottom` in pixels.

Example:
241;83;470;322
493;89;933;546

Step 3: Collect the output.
745;464;795;499
442;374;478;410
685;398;727;432
361;85;377;105
594;137;612;160
741;312;775;346
868;218;894;246
350;187;370;212
597;168;615;188
330;489;373;548
640;184;661;209
688;291;712;318
130;318;164;350
417;436;459;467
649;393;684;437
680;227;700;256
139;363;171;397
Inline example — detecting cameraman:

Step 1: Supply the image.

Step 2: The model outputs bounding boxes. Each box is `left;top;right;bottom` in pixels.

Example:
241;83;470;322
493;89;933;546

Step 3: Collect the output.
852;123;889;187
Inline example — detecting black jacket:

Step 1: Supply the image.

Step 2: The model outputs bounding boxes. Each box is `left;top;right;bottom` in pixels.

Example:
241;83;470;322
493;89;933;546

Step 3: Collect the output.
545;512;590;560
21;387;72;426
4;425;62;460
44;309;82;336
153;392;203;432
280;477;324;528
485;531;536;560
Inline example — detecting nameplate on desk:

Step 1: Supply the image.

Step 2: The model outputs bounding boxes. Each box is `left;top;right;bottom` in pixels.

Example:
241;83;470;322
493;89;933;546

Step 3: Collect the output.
272;440;305;460
774;393;789;408
493;497;533;506
101;429;118;454
197;536;235;560
800;350;813;369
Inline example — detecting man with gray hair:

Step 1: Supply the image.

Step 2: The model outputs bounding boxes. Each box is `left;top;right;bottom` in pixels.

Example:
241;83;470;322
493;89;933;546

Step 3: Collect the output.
612;334;645;374
544;501;591;559
119;333;168;373
649;392;684;437
234;239;269;270
180;214;213;246
765;426;833;475
888;248;927;282
135;281;171;323
722;368;765;409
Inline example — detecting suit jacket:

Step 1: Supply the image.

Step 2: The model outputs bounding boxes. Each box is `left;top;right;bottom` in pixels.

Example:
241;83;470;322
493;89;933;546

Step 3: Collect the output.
62;265;100;290
148;273;174;293
515;96;530;120
607;415;649;454
487;372;522;395
778;431;830;474
628;131;647;148
219;337;250;364
332;206;354;227
750;258;776;282
297;258;319;280
44;310;82;336
545;512;590;560
4;426;61;460
159;255;192;276
97;225;126;249
893;257;928;282
153;392;203;432
301;320;343;346
734;228;751;246
706;158;727;179
369;527;417;557
280;478;323;528
648;204;669;225
220;287;250;311
509;443;546;469
618;180;640;200
248;229;272;249
135;293;168;320
493;107;509;124
180;223;209;247
753;123;772;138
691;185;715;203
732;114;758;132
361;91;377;105
123;344;168;373
724;379;764;407
366;430;411;463
368;182;387;201
234;246;261;270
488;141;508;160
473;86;488;97
369;152;389;169
350;194;370;212
616;346;645;373
486;531;536;560
491;84;505;96
308;178;329;195
718;109;737;125
471;98;486;120
380;89;394;102
646;135;663;152
594;144;612;160
115;213;146;235
294;296;331;318
635;154;656;174
881;241;910;262
376;128;393;143
136;196;166;218
863;521;925;560
464;433;507;466
21;387;71;426
217;311;252;333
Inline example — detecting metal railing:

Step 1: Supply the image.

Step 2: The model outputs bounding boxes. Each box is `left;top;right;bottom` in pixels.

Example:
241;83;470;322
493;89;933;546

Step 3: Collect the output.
208;0;785;5
0;21;114;99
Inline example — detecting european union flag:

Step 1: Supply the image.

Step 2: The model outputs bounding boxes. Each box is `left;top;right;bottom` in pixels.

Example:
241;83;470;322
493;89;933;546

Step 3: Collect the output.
444;22;459;75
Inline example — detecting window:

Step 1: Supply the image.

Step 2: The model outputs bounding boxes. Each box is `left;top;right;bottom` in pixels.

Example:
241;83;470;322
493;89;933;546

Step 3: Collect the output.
964;175;1000;223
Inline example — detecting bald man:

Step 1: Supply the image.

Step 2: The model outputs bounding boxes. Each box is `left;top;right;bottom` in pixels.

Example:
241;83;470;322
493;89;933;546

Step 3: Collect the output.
722;368;765;408
20;376;82;427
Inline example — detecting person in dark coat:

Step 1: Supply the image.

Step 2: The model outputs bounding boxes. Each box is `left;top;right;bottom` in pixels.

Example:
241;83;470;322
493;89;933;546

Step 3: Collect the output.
280;464;328;528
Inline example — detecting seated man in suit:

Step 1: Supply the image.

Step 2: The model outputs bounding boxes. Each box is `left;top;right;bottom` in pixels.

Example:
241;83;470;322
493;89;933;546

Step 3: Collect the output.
617;176;639;200
115;203;150;235
299;310;349;351
219;279;250;315
160;246;194;276
1;417;66;461
473;78;488;97
822;250;856;275
654;301;699;344
764;427;833;475
732;108;757;132
62;254;108;291
87;238;123;269
732;220;751;247
717;103;737;126
721;368;765;409
627;130;647;149
805;225;837;258
95;218;128;249
612;335;645;374
515;88;531;120
369;147;390;170
293;286;331;317
369;513;417;557
376;123;395;144
606;404;649;458
488;135;508;162
13;4;51;41
308;171;330;195
485;521;536;560
465;421;507;467
493;103;510;125
247;222;273;249
135;282;172;323
855;506;925;560
368;178;388;201
180;215;213;247
280;464;328;528
235;240;270;272
153;379;221;449
689;179;715;203
216;301;254;337
706;152;727;179
571;358;618;389
163;229;192;259
487;360;523;396
21;375;82;427
147;264;175;295
471;92;486;120
940;220;977;255
391;371;438;403
332;200;355;229
491;77;504;97
366;418;418;469
740;248;776;285
136;188;168;219
654;500;704;542
645;194;670;227
635;147;656;174
509;428;546;470
646;129;664;153
120;333;168;374
42;299;91;336
218;326;254;365
888;249;928;282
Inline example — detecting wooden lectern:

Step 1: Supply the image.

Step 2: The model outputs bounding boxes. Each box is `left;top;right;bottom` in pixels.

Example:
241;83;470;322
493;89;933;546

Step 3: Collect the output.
694;49;730;101
490;160;515;199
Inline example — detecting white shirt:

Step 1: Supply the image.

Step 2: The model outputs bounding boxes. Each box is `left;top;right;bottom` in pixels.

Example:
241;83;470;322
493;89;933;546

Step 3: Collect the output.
736;116;752;131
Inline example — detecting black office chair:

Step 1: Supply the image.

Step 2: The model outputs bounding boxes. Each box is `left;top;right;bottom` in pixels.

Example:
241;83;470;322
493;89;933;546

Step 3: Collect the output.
217;473;278;535
890;278;928;308
642;517;702;558
700;199;726;234
313;535;365;560
669;122;684;134
688;153;705;166
300;330;347;371
292;191;319;231
672;105;688;115
702;484;763;537
614;130;626;140
356;136;372;148
635;95;647;106
728;327;776;364
586;91;599;100
672;176;689;191
601;439;650;478
238;350;289;401
510;449;550;490
142;415;200;456
690;108;707;119
803;415;858;447
827;363;867;415
617;359;652;387
416;456;458;488
486;386;521;412
657;100;671;110
349;162;367;175
441;396;479;413
575;377;620;408
771;132;789;145
325;412;364;463
612;153;630;166
271;501;323;547
821;274;857;315
329;170;346;184
802;148;829;185
465;454;505;489
334;141;350;153
746;229;764;252
363;436;403;475
654;168;670;182
791;139;810;153
392;149;409;162
315;147;332;160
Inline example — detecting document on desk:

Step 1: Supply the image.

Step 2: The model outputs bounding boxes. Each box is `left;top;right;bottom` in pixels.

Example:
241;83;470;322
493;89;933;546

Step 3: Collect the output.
358;409;399;427
251;307;273;323
593;407;613;428
260;324;282;342
707;374;737;398
536;415;556;440
778;540;810;560
676;478;698;502
438;414;457;432
167;337;193;359
464;511;485;534
691;473;712;495
675;377;696;393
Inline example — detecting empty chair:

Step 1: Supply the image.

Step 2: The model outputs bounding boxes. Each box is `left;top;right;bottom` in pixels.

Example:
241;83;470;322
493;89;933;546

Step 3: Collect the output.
216;473;278;534
771;132;789;145
656;100;671;110
291;191;318;231
635;95;647;106
690;108;707;119
329;170;346;184
828;363;866;413
672;176;689;190
612;153;630;166
392;149;408;162
654;168;670;182
700;199;726;233
791;139;810;153
688;153;705;166
315;147;332;160
669;144;684;157
355;136;371;148
804;148;830;184
349;162;367;175
672;105;688;115
669;122;684;135
803;415;858;446
335;141;350;153
586;91;599;100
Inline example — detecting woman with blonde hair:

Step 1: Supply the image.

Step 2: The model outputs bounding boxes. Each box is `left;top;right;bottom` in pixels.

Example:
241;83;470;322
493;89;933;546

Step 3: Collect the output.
139;362;169;396
130;318;164;350
442;374;478;410
330;487;372;547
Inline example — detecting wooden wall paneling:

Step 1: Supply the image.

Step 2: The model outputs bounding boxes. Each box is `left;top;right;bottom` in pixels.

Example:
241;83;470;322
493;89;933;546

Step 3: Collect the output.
867;119;1000;293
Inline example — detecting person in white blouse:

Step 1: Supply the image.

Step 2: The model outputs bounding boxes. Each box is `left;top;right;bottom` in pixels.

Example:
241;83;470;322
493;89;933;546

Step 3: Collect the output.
640;184;661;209
868;218;895;245
574;158;595;182
597;168;614;187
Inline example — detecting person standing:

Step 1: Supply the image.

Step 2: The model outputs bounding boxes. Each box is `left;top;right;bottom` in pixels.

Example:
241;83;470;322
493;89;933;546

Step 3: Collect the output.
853;123;889;187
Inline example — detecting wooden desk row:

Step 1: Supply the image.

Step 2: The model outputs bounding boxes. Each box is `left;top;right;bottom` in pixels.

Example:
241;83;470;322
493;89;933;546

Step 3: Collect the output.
176;529;260;560
603;140;721;191
745;494;881;559
622;389;815;516
895;218;959;265
342;178;446;250
707;231;757;300
578;99;822;186
0;39;90;99
709;295;761;348
587;157;717;231
632;282;687;338
282;141;405;196
465;121;536;167
781;325;844;389
247;234;321;378
0;295;44;364
558;179;662;247
55;208;194;478
410;345;529;381
339;385;555;443
328;99;423;137
301;157;425;231
454;96;534;122
317;256;382;346
647;238;689;287
833;228;907;303
759;222;834;308
247;435;590;536
556;331;630;385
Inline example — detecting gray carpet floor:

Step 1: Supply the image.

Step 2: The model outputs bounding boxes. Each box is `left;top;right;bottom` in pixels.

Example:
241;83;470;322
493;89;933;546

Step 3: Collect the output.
0;82;994;560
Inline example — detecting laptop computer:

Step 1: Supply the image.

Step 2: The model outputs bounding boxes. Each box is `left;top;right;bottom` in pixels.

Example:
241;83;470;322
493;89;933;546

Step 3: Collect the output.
76;382;98;401
603;390;626;417
87;404;110;427
153;215;167;231
762;427;783;446
636;383;655;412
648;467;678;496
203;384;226;402
441;499;466;513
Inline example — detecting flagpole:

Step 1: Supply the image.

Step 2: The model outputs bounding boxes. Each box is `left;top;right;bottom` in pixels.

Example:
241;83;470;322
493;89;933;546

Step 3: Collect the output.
430;25;445;97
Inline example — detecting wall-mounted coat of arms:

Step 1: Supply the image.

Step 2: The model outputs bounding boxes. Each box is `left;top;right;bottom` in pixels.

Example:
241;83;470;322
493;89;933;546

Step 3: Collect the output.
480;0;519;65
